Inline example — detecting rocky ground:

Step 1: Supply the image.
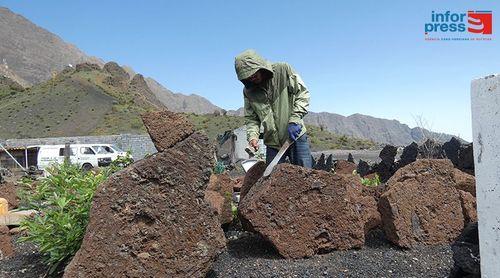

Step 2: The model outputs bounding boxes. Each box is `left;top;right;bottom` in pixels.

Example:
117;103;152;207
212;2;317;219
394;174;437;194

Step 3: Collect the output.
212;228;453;278
0;228;453;278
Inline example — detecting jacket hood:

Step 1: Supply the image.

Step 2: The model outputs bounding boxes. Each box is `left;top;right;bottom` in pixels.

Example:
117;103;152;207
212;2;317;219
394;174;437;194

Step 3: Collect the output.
234;49;274;81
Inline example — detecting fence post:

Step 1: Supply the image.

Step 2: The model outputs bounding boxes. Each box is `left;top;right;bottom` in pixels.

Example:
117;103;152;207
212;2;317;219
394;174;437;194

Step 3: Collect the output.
471;74;500;277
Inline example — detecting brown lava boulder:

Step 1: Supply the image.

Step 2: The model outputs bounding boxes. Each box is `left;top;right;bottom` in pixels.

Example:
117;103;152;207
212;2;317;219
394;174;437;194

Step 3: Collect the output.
205;173;234;225
239;164;376;258
379;159;476;248
334;160;357;175
0;182;19;209
141;110;194;152
0;225;14;259
239;160;266;201
64;128;225;276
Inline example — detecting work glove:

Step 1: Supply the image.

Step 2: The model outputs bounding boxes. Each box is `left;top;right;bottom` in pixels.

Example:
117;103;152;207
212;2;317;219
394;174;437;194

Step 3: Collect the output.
287;123;302;141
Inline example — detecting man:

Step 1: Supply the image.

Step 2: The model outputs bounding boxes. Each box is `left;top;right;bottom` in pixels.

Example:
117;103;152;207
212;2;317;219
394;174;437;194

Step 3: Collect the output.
234;49;312;168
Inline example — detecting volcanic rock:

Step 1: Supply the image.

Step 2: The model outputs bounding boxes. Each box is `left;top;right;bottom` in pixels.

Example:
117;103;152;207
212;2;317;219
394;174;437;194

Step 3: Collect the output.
398;142;418;168
334;160;357;175
103;62;130;80
379;159;469;248
141;110;194;152
449;222;480;278
64;131;225;278
418;139;446;159
205;173;234;225
347;153;354;163
239;160;266;201
0;182;19;209
0;226;13;259
458;190;477;224
356;159;371;177
453;168;476;196
75;62;101;72
239;164;372;258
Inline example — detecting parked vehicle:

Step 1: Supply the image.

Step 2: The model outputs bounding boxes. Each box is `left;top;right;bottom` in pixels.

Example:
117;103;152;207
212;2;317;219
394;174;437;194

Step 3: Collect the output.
34;144;130;171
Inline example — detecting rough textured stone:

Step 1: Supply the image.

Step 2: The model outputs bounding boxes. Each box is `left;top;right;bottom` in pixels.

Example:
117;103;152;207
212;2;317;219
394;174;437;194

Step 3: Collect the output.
356;159;371;177
449;222;480;278
75;62;101;72
347;153;354;163
239;160;266;201
64;132;225;278
239;164;371;258
443;137;461;165
379;145;397;165
0;182;19;209
334;160;357;175
379;159;467;248
205;173;234;225
141;110;194;152
457;143;474;175
453;168;476;196
103;61;130;80
0;225;14;259
458;190;477;224
398;142;418;168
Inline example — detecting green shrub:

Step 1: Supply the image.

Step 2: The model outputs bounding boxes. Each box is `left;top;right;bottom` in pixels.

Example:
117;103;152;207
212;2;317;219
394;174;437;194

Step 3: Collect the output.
18;161;127;272
360;173;381;187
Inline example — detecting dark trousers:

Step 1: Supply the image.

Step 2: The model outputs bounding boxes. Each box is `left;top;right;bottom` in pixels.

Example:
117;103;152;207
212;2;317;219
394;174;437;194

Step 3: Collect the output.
266;134;312;168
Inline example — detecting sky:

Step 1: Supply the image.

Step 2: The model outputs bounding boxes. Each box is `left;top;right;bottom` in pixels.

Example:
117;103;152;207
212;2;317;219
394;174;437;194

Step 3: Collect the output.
1;0;499;141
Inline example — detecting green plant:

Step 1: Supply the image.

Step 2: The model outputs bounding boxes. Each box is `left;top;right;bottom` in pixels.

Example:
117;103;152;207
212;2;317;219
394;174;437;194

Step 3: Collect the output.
109;151;134;172
214;161;226;174
360;173;381;187
18;163;112;273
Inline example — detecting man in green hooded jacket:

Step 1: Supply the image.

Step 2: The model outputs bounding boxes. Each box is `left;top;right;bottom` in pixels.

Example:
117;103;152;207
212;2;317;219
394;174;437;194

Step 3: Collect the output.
234;49;312;168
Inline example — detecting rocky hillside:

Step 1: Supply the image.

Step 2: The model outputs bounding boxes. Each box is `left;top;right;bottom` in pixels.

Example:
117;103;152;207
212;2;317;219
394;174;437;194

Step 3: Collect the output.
304;112;458;146
146;78;222;114
0;7;102;86
0;62;164;138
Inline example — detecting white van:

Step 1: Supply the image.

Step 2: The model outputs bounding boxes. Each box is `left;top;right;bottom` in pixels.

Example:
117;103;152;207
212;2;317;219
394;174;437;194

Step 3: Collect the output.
89;144;130;162
35;144;111;171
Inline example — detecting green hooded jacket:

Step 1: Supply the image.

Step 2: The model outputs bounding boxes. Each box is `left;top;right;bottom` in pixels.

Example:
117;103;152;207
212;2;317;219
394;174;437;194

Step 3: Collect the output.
235;49;310;149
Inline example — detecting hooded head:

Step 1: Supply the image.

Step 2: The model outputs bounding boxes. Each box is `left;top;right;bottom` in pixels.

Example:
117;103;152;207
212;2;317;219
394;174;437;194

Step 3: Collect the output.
234;49;274;86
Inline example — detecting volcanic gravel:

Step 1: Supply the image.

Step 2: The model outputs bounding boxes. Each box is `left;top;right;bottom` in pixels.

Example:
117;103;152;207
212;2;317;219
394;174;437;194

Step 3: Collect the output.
209;228;453;278
1;229;453;278
0;235;49;278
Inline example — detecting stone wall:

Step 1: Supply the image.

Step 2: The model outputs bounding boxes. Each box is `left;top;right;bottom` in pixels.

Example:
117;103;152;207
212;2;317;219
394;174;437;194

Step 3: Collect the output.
0;134;157;161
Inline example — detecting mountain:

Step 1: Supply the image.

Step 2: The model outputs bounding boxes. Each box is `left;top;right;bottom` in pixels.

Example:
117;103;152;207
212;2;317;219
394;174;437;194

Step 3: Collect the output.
145;78;222;114
0;7;103;86
304;112;458;146
0;6;222;115
0;62;164;138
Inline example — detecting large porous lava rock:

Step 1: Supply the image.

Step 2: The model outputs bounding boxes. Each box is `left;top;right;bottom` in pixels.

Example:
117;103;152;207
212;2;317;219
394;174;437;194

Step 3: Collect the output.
449;222;480;278
356;159;372;177
0;225;14;259
239;160;266;201
334;160;357;175
453;168;476;196
397;142;418;168
379;159;475;248
458;190;477;224
64;133;225;277
205;173;234;225
443;138;475;175
0;182;19;209
141;110;194;152
373;145;398;183
239;164;375;258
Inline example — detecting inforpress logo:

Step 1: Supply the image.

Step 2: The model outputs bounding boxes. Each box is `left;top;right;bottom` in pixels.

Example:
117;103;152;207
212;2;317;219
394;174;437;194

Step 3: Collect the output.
425;10;493;41
468;11;493;34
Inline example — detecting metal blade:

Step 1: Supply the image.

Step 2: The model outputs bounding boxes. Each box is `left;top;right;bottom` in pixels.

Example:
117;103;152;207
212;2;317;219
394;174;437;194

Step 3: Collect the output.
263;139;292;177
